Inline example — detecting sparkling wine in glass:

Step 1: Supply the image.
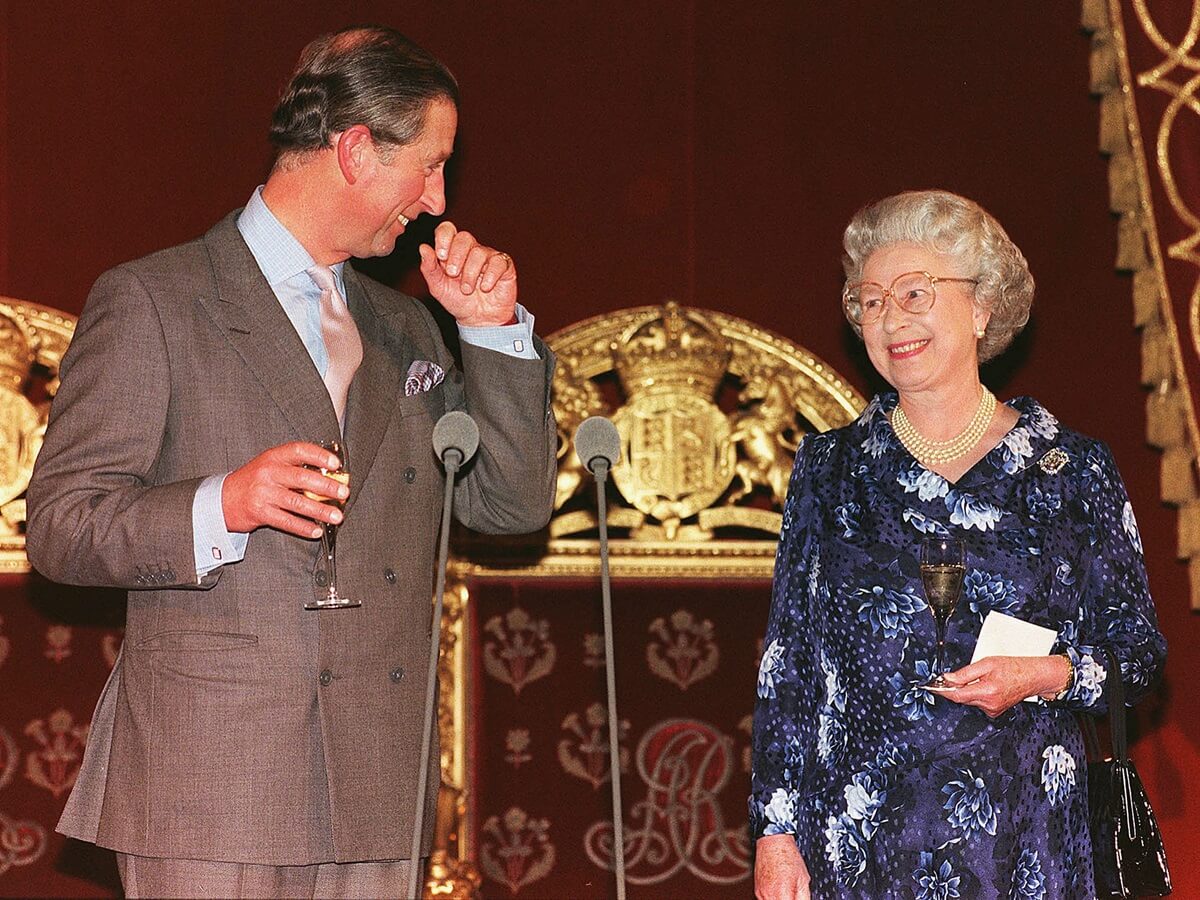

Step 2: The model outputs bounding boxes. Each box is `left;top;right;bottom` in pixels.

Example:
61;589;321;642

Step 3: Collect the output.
920;536;965;686
303;439;359;610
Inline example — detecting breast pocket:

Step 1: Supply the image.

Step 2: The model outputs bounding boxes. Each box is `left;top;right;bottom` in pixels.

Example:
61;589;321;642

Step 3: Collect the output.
395;382;447;420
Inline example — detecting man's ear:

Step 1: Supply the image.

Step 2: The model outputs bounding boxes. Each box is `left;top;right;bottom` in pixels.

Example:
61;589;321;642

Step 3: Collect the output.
335;125;375;186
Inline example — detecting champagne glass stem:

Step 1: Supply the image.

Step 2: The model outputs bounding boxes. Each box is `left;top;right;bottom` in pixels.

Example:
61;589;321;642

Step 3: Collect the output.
933;620;947;683
323;523;338;598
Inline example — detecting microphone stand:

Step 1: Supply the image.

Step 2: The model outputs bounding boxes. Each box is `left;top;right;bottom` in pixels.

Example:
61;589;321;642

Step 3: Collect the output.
591;455;626;900
408;444;464;900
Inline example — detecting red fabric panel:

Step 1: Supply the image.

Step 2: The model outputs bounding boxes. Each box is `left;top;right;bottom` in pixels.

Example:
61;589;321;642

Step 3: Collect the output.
470;578;768;898
0;576;121;896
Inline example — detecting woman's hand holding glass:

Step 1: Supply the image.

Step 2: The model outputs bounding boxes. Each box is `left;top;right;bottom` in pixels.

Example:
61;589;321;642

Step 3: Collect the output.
937;655;1073;717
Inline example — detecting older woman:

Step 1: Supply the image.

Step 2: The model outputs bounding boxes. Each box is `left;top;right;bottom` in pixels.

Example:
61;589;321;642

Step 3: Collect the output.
750;190;1166;899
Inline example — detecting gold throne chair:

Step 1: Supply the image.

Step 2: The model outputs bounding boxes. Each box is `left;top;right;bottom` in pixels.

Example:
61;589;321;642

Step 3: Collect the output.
428;302;865;898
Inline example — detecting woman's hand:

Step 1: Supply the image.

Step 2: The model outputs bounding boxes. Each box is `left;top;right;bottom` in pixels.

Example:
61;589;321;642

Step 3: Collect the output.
938;655;1072;717
755;833;810;900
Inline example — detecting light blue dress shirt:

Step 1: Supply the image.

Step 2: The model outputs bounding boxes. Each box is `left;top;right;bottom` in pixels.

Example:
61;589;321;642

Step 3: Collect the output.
191;187;538;578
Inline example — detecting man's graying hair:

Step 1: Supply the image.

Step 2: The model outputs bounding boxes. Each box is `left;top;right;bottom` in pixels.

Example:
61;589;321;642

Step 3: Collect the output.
269;26;459;162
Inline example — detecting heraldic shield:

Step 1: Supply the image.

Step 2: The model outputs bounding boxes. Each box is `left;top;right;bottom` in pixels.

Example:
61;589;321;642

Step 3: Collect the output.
433;303;866;898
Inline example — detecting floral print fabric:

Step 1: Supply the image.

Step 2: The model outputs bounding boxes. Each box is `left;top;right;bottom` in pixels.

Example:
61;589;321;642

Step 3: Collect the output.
750;394;1166;899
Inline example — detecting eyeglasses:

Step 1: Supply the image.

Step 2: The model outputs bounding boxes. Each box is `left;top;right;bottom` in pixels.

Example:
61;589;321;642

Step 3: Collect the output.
842;270;979;326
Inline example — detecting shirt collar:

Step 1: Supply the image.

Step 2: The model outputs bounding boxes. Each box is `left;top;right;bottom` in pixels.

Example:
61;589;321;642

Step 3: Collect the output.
236;186;345;292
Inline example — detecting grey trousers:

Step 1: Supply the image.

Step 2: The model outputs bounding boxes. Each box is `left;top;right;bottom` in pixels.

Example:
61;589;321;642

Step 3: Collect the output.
116;852;426;899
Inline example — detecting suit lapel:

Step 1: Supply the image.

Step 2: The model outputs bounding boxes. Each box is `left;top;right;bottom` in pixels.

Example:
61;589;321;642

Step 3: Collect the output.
198;214;340;443
342;266;407;517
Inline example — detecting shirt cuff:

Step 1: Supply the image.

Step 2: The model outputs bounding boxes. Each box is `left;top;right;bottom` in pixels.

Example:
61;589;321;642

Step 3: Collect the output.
192;474;249;580
457;304;540;359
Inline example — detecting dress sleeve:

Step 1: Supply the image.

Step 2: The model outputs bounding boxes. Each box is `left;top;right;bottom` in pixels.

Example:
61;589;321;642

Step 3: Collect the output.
1053;443;1166;713
749;435;822;846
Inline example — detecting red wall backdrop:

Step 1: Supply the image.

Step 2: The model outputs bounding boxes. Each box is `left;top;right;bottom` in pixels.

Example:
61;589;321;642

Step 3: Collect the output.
1;2;1196;896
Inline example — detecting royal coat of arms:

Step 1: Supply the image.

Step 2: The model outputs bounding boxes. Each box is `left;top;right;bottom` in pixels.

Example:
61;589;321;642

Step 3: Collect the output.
544;302;864;548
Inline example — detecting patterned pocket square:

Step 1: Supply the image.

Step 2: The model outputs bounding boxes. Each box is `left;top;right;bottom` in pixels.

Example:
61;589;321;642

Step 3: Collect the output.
405;360;445;397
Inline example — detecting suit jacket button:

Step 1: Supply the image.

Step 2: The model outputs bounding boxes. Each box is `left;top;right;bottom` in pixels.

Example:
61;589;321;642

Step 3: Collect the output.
389;667;405;683
319;669;333;687
384;568;397;585
404;467;417;483
315;570;329;588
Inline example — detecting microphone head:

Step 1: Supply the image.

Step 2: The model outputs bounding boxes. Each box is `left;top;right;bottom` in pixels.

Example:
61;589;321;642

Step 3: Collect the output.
433;410;480;464
574;416;621;474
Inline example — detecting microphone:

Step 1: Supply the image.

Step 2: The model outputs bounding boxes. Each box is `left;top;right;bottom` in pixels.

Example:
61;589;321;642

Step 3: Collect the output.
573;416;627;900
410;410;480;900
574;415;621;478
432;409;480;471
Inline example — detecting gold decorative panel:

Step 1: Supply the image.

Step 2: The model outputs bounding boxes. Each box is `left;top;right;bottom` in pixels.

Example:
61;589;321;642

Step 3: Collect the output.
1084;0;1200;608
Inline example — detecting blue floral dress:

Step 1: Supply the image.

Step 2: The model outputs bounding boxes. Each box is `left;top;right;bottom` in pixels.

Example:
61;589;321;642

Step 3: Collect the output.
749;394;1167;899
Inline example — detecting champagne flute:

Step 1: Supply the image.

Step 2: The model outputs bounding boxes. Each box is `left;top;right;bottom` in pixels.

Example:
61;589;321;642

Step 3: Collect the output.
920;535;965;686
303;439;359;610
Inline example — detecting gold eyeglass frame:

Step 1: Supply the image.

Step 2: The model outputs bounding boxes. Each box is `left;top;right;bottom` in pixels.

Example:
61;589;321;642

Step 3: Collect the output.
843;270;979;326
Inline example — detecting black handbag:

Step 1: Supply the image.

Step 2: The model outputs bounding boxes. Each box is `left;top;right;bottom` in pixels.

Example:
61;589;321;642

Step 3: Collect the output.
1082;649;1171;898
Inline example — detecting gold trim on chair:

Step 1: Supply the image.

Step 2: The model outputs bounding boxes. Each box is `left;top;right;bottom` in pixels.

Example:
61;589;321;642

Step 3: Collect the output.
1083;0;1200;608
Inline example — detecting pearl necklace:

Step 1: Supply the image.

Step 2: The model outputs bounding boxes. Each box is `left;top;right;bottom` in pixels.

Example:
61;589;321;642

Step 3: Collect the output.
891;388;998;465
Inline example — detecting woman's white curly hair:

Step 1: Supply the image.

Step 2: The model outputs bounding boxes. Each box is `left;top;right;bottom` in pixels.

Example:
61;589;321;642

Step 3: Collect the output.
842;190;1034;363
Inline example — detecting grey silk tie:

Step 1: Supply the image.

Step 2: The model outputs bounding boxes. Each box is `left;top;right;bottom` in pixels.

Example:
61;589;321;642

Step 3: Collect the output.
307;265;363;428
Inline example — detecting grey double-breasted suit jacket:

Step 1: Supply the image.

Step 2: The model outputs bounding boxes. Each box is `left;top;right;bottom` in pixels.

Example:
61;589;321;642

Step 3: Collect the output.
25;212;557;865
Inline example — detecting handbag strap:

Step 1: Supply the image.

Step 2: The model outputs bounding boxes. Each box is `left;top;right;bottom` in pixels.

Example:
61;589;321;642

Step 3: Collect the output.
1104;647;1127;761
1082;709;1102;759
1080;648;1126;762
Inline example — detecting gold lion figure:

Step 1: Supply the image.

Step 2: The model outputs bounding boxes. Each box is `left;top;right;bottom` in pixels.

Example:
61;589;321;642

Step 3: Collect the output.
729;378;802;508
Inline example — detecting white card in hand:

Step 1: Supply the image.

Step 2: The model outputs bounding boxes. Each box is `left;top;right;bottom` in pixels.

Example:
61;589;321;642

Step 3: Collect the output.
971;611;1058;702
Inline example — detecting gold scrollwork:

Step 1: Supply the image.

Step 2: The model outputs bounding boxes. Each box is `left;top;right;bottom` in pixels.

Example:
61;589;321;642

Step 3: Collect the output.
1085;1;1200;608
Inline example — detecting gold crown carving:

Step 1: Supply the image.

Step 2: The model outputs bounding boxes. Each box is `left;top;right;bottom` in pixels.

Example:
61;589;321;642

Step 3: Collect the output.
612;302;732;396
0;307;37;390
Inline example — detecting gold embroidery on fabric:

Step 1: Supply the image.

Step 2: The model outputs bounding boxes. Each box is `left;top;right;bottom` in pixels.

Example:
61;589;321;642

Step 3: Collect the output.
481;607;556;695
23;708;88;798
557;703;629;790
479;807;556;894
646;609;720;690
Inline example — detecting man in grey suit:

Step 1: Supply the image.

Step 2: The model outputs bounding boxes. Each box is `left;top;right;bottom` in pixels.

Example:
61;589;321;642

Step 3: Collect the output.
26;26;556;899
